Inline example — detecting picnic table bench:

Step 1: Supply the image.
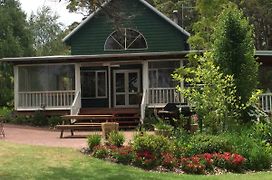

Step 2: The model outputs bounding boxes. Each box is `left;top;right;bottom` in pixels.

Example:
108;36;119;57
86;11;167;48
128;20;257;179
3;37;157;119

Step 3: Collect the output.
56;115;113;138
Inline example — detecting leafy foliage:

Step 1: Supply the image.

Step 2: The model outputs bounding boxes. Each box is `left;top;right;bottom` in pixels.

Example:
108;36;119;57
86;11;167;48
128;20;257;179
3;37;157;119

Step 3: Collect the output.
186;134;233;156
87;134;101;151
29;6;69;56
213;4;258;110
107;131;125;147
132;134;172;157
0;0;33;106
173;52;238;133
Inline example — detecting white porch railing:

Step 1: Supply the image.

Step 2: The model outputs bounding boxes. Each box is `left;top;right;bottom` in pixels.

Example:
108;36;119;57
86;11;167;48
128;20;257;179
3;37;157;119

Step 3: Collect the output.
148;87;182;105
260;93;272;113
70;91;81;115
18;90;75;109
140;89;148;123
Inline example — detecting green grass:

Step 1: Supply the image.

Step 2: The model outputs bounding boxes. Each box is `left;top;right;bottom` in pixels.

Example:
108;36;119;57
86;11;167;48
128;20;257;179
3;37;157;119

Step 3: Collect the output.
0;141;271;180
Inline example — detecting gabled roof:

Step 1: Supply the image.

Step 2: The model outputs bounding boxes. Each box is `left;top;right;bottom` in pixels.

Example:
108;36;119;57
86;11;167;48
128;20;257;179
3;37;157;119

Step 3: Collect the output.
63;0;190;43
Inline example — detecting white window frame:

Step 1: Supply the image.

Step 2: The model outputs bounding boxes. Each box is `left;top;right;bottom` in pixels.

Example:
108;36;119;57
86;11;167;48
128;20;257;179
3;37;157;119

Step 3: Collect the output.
104;28;148;51
81;70;107;99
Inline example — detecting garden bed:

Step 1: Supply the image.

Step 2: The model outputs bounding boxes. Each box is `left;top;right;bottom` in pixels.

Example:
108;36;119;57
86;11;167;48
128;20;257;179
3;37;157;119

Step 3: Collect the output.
85;128;272;175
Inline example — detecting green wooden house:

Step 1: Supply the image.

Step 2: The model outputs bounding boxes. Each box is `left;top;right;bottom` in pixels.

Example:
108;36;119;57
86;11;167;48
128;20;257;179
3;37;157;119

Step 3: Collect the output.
2;0;272;127
1;0;190;126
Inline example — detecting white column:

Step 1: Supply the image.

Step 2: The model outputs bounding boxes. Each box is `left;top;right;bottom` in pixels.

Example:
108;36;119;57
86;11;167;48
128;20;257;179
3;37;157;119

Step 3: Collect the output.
180;59;184;103
75;63;81;107
14;66;19;110
108;65;111;108
141;61;149;123
142;61;149;95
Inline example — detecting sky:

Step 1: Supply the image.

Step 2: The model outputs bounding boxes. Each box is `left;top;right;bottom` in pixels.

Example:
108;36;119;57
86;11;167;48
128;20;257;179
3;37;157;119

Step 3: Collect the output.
19;0;84;27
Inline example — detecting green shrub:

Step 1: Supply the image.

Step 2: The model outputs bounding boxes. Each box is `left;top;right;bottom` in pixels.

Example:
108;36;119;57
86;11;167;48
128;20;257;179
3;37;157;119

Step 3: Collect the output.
11;115;31;125
31;111;48;126
108;131;125;147
227;132;272;170
92;145;109;159
87;134;101;151
251;121;272;144
142;107;158;130
48;116;62;128
186;134;233;156
0;107;12;117
132;134;172;157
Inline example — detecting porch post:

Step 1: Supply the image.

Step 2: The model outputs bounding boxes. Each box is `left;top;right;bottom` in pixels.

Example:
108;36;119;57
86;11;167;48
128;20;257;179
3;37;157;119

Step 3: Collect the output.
75;63;81;106
142;61;149;95
108;65;111;108
180;59;184;103
141;61;149;123
14;66;18;110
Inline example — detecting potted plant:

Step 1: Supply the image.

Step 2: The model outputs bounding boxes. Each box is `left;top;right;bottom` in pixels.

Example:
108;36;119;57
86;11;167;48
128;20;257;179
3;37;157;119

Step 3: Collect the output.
153;120;173;137
190;114;199;133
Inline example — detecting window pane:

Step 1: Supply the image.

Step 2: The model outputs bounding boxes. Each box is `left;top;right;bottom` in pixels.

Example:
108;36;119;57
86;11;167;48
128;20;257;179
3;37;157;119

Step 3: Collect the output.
116;95;125;106
126;29;139;47
18;65;75;91
129;94;138;105
116;73;125;92
148;61;180;88
97;72;106;97
148;70;157;88
129;72;138;92
112;30;125;48
81;71;95;98
128;35;147;49
105;36;123;50
158;69;176;87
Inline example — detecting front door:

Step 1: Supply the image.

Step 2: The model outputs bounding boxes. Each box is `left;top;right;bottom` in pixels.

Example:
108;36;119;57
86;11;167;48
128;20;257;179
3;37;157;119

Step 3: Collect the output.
113;70;140;107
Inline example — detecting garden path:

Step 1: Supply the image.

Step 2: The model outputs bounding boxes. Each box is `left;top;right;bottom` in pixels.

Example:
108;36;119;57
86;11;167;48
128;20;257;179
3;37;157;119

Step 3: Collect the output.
0;124;138;149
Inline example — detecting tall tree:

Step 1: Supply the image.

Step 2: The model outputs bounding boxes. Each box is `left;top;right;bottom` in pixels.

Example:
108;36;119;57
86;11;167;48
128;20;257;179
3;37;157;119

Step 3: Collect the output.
0;0;33;106
29;6;68;56
234;0;272;50
213;3;258;120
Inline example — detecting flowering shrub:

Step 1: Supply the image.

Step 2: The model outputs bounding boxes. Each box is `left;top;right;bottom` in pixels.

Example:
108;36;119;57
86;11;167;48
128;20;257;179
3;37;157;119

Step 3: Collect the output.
92;145;109;159
134;150;158;169
180;156;206;174
161;152;178;170
179;152;246;174
111;146;134;165
213;152;246;171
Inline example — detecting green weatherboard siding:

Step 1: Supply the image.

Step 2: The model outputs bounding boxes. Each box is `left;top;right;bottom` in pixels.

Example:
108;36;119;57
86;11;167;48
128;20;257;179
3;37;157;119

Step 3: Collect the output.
67;0;189;55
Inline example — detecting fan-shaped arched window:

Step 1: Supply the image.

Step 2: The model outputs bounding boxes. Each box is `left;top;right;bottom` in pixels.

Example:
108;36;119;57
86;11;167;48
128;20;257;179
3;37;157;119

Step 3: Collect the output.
104;28;148;51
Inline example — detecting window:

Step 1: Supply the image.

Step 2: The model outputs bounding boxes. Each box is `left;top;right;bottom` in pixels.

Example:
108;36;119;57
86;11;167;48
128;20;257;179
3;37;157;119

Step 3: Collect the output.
148;61;180;88
18;65;75;91
81;70;107;98
104;28;147;50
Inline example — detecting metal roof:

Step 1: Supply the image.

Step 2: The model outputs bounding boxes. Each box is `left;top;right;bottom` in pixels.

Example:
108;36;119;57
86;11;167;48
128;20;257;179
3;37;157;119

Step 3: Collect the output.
1;51;192;64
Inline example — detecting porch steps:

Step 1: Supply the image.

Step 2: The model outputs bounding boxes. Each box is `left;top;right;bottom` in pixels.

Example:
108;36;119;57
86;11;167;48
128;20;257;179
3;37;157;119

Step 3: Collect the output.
78;108;140;129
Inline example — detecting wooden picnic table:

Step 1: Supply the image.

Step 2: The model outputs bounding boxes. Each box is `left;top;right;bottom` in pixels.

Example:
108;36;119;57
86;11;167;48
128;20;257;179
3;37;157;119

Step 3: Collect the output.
56;114;114;138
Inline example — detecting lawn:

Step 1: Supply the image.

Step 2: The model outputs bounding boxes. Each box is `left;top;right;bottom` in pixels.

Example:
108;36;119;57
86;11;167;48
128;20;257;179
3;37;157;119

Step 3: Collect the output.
0;141;271;180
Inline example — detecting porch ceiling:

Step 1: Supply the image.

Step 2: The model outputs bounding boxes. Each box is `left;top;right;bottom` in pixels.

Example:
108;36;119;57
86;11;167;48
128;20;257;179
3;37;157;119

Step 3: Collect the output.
0;51;194;65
